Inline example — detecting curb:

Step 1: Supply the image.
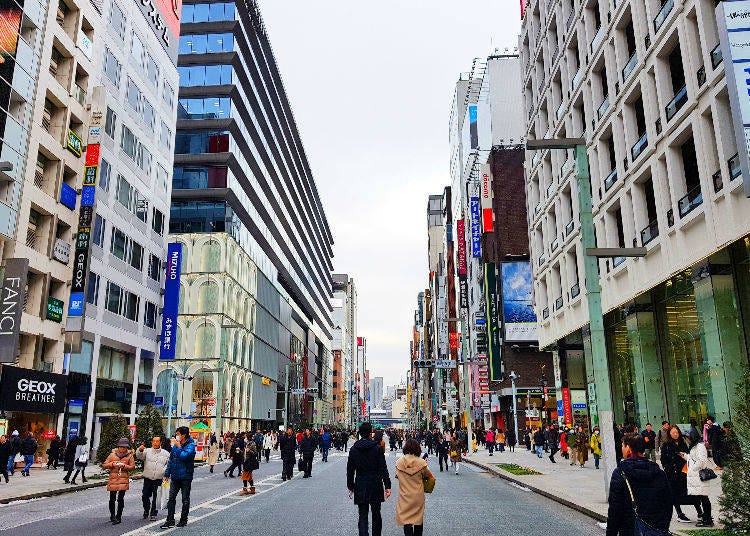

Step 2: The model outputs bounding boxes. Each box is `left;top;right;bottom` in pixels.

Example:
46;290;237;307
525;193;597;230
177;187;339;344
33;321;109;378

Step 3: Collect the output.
463;457;607;522
0;473;147;505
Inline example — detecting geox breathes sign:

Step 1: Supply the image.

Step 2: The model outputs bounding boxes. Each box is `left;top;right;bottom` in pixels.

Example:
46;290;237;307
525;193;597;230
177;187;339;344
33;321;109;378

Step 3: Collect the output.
0;259;28;363
0;366;68;413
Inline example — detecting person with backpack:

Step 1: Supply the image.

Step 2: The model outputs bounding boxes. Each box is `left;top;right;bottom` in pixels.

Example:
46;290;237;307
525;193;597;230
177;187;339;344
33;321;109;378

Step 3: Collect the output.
240;442;259;495
606;433;672;536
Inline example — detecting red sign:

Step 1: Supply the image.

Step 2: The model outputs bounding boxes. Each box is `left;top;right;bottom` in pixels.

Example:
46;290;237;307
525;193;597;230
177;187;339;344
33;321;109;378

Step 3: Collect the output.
449;332;459;349
129;425;136;441
357;337;364;347
85;143;100;166
44;430;56;439
456;219;467;275
562;388;573;426
482;208;494;233
361;402;366;416
520;0;526;18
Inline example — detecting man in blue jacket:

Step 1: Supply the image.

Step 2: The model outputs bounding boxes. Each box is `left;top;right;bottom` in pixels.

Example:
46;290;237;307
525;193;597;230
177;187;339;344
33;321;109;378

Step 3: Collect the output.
161;426;196;529
320;429;332;462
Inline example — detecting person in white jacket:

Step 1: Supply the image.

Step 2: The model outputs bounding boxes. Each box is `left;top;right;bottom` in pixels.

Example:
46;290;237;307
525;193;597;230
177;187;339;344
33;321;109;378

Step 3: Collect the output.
685;430;713;527
263;432;274;463
136;436;170;521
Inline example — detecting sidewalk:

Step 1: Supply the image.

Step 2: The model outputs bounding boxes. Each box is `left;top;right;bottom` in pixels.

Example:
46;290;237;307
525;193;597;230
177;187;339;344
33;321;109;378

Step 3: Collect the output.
0;464;112;504
462;446;723;534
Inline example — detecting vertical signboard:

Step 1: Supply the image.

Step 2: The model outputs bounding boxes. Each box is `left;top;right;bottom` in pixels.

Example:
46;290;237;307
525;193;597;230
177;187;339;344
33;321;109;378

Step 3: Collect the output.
456;219;467;276
500;262;538;341
469;105;478;149
561;387;573;426
0;259;28;362
480;164;494;232
469;197;481;257
484;263;502;380
159;243;182;360
717;1;750;197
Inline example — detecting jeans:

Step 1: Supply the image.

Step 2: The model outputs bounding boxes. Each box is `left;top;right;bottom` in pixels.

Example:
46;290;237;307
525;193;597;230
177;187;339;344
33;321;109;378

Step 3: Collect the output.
22;455;34;473
438;453;448;471
6;456;14;475
358;502;382;536
498;443;505;452
487;442;494;455
165;479;192;523
403;524;424;536
109;490;125;518
303;455;313;477
226;460;242;476
142;478;160;515
321;447;329;461
594;453;601;469
535;445;544;458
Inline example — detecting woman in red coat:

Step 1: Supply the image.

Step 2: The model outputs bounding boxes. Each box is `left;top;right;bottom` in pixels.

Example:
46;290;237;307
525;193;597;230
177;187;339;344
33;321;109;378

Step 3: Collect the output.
560;428;569;459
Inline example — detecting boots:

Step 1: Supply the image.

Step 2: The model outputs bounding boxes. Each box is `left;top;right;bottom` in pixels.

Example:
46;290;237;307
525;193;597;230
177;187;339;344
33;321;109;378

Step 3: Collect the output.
240;488;249;495
249;485;256;495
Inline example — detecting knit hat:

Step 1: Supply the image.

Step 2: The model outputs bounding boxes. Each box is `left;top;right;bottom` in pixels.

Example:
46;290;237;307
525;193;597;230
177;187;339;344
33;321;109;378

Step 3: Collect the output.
117;438;130;448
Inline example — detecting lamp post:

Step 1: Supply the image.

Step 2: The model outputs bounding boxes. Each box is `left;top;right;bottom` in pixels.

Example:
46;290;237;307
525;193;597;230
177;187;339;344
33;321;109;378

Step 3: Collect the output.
526;138;646;493
165;365;191;437
509;371;519;446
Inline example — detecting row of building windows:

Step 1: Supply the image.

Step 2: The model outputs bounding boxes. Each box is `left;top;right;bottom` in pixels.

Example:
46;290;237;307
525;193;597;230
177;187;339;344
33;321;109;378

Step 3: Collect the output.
92;213;164;282
181;2;237;23
87;271;160;329
175;130;230;155
178;64;234;87
178;33;234;55
178;97;231;120
172;166;229;189
104;47;174;111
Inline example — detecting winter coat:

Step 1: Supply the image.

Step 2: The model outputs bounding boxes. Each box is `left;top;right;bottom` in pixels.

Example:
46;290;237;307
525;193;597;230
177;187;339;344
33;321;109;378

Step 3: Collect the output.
103;450;136;491
560;433;568;452
136;447;170;480
449;439;463;462
263;434;274;450
19;436;37;456
320;432;332;449
165;437;196;481
485;430;494;444
74;443;89;467
279;433;296;460
300;435;317;457
642;430;656;450
231;438;245;463
8;436;20;455
506;430;517;447
207;442;220;465
395;454;431;526
0;441;10;467
567;431;578;449
346;438;391;505
533;430;545;446
590;433;602;456
655;428;670;452
496;432;506;445
606;457;673;536
242;445;259;472
686;441;710;496
660;439;688;502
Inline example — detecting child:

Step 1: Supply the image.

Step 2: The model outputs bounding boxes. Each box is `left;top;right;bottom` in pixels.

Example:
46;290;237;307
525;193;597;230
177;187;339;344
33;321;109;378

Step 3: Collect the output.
241;442;259;495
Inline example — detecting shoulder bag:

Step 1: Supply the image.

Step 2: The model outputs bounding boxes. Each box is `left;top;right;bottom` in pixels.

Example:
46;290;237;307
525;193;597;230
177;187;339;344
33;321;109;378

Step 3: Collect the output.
422;470;436;494
699;468;717;481
620;469;670;536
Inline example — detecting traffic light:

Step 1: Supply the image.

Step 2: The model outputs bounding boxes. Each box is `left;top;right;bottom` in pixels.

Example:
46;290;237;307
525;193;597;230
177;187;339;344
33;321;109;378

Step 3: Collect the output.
413;359;434;368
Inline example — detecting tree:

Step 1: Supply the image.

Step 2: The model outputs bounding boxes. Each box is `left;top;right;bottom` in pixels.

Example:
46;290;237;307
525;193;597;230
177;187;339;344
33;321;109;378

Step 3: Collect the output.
719;366;750;532
96;413;129;465
134;404;165;450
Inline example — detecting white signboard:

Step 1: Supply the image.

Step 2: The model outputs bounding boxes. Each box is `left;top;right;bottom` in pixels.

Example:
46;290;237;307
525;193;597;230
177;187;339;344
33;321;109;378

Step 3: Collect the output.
434;359;457;369
53;238;71;264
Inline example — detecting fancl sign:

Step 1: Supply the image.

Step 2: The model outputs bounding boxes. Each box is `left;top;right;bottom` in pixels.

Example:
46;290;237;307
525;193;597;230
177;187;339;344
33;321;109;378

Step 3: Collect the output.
0;259;28;363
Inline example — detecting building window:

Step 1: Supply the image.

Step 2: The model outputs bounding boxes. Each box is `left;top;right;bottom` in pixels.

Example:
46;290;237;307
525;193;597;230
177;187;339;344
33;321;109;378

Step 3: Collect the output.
178;97;231;120
161;121;172;151
105;281;122;314
116;174;134;210
93;214;106;247
130;32;144;67
86;272;100;305
111;227;128;260
121;125;136;160
163;82;174;109
136;144;152;176
181;2;236;23
148;253;161;282
177;64;233;86
142;99;155;130
100;158;111;191
144;301;157;328
178;32;234;54
126;77;141;112
109;1;126;41
103;47;121;86
105;107;117;139
156;163;168;191
146;55;159;89
130;241;144;270
152;207;165;235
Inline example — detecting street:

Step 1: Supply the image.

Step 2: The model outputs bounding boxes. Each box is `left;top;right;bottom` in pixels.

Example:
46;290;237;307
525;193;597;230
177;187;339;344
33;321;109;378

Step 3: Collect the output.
0;449;603;535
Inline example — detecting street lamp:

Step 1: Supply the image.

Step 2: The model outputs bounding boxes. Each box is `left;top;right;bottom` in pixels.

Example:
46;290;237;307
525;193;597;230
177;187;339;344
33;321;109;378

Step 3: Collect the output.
509;370;519;445
526;137;645;494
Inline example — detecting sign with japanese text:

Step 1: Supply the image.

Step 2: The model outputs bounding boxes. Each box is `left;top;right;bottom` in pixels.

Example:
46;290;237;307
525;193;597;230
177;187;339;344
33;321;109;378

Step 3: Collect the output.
159;243;182;360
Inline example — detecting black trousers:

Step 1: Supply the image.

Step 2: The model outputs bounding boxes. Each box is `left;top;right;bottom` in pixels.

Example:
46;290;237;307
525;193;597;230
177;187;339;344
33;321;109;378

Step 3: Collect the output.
403;524;423;536
303;454;313;477
282;457;294;479
438;453;448;471
263;448;270;462
358;502;382;536
109;490;125;518
142;478;160;515
226;460;242;476
165;479;191;523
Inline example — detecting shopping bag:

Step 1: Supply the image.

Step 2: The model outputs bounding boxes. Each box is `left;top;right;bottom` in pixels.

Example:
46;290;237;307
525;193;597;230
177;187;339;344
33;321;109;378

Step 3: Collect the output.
423;472;436;494
160;480;170;510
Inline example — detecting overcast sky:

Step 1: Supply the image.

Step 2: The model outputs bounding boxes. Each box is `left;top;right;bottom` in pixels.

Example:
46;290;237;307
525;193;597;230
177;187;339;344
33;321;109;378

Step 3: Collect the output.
258;1;522;388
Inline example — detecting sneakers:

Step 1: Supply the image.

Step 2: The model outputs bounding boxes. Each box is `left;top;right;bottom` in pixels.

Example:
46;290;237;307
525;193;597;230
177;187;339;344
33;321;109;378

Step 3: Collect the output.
160;521;176;529
696;519;714;528
112;517;122;525
176;519;188;527
676;514;691;523
149;515;158;521
143;512;149;520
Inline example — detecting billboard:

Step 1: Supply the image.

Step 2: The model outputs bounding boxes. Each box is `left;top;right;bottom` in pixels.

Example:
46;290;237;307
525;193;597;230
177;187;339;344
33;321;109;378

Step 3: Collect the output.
480;164;493;232
469;105;478;149
469;197;481;257
0;259;27;363
159;243;182;360
0;366;68;414
501;262;538;342
136;0;183;64
456;219;467;276
484;263;502;380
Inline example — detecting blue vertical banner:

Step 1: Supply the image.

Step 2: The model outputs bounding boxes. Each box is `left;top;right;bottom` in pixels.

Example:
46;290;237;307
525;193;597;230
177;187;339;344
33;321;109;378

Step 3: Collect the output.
159;243;182;360
469;105;478;149
470;197;481;257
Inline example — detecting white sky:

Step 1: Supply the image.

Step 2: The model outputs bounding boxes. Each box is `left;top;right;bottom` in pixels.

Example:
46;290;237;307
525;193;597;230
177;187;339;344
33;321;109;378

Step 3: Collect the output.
258;1;523;388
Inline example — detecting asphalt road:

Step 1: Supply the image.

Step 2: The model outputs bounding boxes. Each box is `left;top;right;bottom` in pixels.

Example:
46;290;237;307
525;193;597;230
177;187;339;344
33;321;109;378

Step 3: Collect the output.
0;448;604;535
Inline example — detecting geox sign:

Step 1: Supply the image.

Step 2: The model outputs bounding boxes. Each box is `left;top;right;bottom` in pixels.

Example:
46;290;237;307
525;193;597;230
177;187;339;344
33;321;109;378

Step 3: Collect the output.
0;366;68;413
0;259;28;363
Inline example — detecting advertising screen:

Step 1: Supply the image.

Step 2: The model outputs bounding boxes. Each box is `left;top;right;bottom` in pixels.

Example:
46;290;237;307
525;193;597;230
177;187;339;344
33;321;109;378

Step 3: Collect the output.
501;262;538;342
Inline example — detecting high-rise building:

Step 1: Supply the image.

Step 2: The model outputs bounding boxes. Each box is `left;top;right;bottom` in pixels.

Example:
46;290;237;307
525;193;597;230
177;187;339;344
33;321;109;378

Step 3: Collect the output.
520;0;750;427
369;376;383;409
332;273;357;425
156;0;335;432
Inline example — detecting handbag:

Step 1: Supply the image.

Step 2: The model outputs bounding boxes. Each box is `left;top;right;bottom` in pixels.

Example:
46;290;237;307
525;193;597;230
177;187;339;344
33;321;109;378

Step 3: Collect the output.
620;469;670;536
699;468;717;481
423;471;436;494
450;450;457;457
297;456;304;472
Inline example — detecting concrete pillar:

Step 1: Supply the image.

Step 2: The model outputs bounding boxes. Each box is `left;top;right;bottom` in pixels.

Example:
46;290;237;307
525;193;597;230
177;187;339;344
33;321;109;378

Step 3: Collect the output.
84;334;101;447
129;347;141;425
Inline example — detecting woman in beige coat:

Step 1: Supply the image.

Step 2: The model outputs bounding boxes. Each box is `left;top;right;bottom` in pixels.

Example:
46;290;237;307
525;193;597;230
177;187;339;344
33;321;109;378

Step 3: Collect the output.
207;433;220;473
395;439;432;536
102;437;136;525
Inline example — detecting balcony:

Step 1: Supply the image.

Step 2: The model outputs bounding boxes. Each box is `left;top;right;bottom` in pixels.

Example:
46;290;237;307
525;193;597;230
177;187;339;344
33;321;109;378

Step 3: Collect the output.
640;220;659;246
712;169;723;193
591;26;604;53
604;168;618;191
551;238;559;251
631;133;648;161
622;52;638;82
571;67;583;91
729;153;741;181
711;44;723;69
597;96;610;120
678;186;703;218
665;85;687;122
570;283;580;299
542;307;550;319
555;296;564;310
565;220;575;236
72;84;86;106
613;256;626;268
653;0;674;33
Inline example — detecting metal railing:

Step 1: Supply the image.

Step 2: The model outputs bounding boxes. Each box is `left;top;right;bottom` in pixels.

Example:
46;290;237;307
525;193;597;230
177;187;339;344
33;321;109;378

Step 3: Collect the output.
597;95;610;120
622;52;638;82
678;186;703;218
640;220;659;246
34;167;44;188
653;0;674;33
665;85;687;122
631;132;648;161
604;168;618;191
25;228;37;249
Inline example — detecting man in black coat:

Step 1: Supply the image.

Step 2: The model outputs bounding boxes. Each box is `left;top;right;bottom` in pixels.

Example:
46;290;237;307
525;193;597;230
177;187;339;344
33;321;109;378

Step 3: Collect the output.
279;428;296;481
0;435;10;483
224;432;245;478
606;433;672;536
300;428;317;478
347;422;391;536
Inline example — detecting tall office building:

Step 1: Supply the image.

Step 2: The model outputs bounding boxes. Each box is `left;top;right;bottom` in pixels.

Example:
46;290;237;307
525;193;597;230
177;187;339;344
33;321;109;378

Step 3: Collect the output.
157;0;335;432
369;376;383;409
332;273;356;425
521;0;750;428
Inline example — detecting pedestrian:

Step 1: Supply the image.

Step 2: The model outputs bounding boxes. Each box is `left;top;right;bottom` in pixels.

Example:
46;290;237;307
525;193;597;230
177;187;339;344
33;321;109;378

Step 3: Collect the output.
642;423;657;462
253;429;264;463
524;428;531;451
69;436;89;484
62;436;77;483
560;428;568;459
485;428;495;456
19;432;37;476
567;428;578;465
435;435;449;472
102;438;135;525
0;435;10;483
224;432;245;478
660;425;701;523
207;433;219;473
300;428;316;478
548;425;560;463
240;442;259;495
496;428;506;453
136;436;170;521
279;427;296;481
263;431;274;463
685;430;714;527
605;433;672;536
533;427;545;458
449;433;463;475
576;426;589;467
717;421;739;467
506;428;516;452
6;430;19;476
655;421;670;454
347;422;391;536
395;439;432;536
160;426;196;529
47;435;61;469
590;427;602;469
